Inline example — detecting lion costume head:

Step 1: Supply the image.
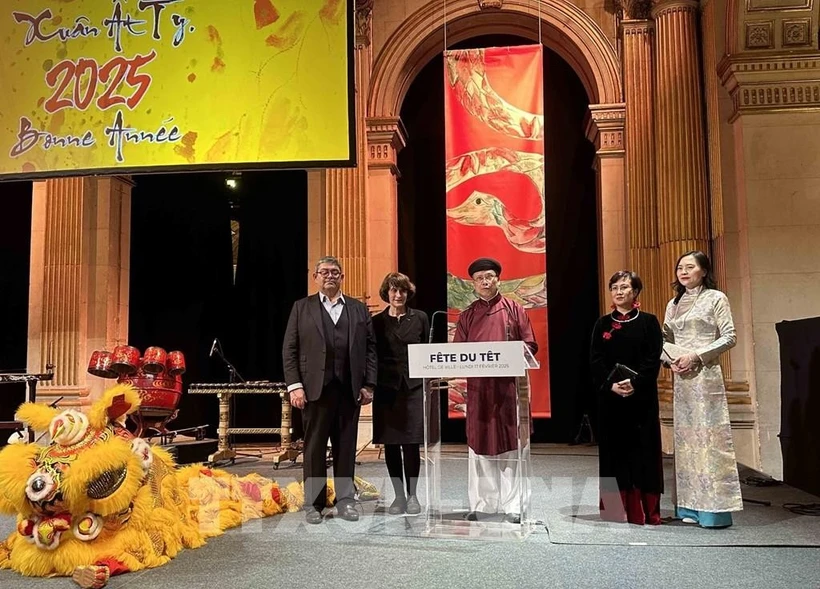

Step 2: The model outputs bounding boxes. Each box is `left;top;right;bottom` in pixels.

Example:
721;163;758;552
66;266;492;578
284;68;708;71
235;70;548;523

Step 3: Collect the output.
0;384;304;588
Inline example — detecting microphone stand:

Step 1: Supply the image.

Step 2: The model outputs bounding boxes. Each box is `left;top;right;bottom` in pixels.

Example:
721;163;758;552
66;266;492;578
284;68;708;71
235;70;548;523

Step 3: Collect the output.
213;340;245;385
424;310;452;467
429;310;450;344
212;342;262;462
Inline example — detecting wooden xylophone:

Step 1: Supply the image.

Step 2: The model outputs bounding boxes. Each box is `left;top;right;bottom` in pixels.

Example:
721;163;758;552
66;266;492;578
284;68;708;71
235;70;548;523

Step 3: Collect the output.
188;381;300;467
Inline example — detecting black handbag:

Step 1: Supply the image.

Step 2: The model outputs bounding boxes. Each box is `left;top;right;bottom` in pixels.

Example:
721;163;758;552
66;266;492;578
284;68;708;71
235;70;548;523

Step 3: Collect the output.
606;363;638;383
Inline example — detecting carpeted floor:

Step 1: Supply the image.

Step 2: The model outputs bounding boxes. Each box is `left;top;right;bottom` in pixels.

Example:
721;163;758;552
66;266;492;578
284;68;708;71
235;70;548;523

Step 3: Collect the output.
1;445;819;588
529;449;820;547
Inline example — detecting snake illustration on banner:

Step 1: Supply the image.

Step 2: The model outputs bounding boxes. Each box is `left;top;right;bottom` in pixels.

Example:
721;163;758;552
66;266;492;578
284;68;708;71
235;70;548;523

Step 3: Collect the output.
446;272;547;311
446;148;545;254
446;48;544;140
444;45;550;418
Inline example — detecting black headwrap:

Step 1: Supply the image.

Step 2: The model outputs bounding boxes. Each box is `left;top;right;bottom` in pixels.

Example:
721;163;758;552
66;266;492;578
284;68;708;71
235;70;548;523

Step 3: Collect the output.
467;257;502;277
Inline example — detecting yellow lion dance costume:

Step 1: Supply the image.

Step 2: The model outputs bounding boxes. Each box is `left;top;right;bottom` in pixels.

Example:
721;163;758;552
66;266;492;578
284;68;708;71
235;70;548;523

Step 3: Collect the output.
0;384;320;588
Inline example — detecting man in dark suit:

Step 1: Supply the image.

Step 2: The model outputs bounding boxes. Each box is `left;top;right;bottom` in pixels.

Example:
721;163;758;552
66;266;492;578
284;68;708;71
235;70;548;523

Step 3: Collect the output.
283;256;377;524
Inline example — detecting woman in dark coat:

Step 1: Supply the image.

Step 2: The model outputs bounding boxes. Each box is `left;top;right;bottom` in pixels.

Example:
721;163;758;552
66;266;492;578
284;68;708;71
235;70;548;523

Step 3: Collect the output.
372;272;429;515
589;270;664;525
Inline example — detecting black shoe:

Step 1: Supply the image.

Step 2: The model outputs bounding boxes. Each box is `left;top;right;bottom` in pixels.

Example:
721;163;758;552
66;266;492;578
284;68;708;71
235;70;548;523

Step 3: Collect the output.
336;503;360;522
388;497;407;515
504;513;521;524
305;508;323;525
465;511;479;521
405;495;421;515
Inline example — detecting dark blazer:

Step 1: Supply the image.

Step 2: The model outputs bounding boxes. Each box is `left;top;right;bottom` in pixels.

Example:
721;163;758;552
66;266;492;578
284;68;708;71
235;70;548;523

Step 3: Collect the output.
282;293;377;403
372;307;429;391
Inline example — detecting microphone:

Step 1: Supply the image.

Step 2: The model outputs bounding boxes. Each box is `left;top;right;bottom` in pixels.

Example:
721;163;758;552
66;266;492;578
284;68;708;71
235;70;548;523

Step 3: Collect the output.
429;310;449;343
209;338;220;358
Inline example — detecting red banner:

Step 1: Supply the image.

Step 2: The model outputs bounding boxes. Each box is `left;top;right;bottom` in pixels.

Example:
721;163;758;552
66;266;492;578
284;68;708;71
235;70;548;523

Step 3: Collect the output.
444;45;550;418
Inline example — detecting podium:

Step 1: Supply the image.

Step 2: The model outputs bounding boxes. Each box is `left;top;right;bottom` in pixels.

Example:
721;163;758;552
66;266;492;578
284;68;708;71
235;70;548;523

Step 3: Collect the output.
408;340;539;540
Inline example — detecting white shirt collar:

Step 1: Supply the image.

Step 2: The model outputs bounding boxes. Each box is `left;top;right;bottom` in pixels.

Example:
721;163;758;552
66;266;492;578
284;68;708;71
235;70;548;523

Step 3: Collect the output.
320;291;346;304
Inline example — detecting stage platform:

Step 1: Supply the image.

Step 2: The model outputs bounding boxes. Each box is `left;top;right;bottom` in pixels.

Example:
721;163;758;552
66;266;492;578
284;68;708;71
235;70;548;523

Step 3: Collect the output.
1;444;818;588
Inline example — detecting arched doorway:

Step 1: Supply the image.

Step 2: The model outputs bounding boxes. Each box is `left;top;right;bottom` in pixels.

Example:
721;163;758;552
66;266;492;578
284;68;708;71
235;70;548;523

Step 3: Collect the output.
397;33;600;441
365;0;626;441
367;0;627;315
368;0;622;116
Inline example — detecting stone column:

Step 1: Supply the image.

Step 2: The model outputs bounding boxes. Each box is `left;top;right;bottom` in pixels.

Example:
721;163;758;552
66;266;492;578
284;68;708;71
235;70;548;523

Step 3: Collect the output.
700;0;732;380
306;170;327;290
622;11;662;319
325;160;367;299
365;116;406;302
355;113;406;452
323;0;375;304
27;177;132;406
585;104;627;313
652;0;711;299
652;0;711;456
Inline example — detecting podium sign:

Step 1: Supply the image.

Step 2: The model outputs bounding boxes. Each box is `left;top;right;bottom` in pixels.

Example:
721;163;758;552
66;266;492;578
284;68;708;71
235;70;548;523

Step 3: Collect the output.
408;341;527;378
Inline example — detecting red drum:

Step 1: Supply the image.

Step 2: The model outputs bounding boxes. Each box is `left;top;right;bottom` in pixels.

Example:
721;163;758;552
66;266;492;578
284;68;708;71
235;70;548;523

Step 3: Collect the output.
111;345;140;375
119;366;183;437
166;350;186;376
142;346;167;374
87;351;117;379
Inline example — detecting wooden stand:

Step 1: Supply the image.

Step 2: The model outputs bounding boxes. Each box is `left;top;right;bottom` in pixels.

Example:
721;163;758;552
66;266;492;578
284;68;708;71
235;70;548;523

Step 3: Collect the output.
188;381;301;468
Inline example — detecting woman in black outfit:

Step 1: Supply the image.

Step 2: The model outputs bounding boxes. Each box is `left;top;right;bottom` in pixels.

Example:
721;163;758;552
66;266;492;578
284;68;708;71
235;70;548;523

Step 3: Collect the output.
589;270;664;525
372;272;429;515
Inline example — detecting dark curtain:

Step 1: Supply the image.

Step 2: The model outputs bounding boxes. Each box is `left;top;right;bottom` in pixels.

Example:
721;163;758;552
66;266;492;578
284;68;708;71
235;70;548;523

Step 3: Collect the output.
397;47;457;440
776;317;820;496
229;171;308;442
129;173;234;436
129;170;307;442
397;37;598;443
397;62;447;327
540;49;600;441
0;182;32;428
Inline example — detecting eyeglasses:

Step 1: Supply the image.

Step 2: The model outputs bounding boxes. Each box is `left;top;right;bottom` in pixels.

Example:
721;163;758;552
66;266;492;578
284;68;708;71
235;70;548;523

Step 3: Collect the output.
317;269;341;277
609;285;632;293
473;273;498;283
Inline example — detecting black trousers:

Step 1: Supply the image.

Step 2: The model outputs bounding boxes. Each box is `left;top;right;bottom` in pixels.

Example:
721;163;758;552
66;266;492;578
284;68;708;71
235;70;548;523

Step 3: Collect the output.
302;380;361;511
384;444;421;497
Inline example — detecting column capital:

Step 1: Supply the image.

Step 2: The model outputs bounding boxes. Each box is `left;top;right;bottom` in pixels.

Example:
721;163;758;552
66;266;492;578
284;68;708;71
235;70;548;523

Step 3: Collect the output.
718;53;820;121
613;0;653;20
585;103;625;157
355;0;374;48
365;116;407;175
621;19;654;36
651;0;699;19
